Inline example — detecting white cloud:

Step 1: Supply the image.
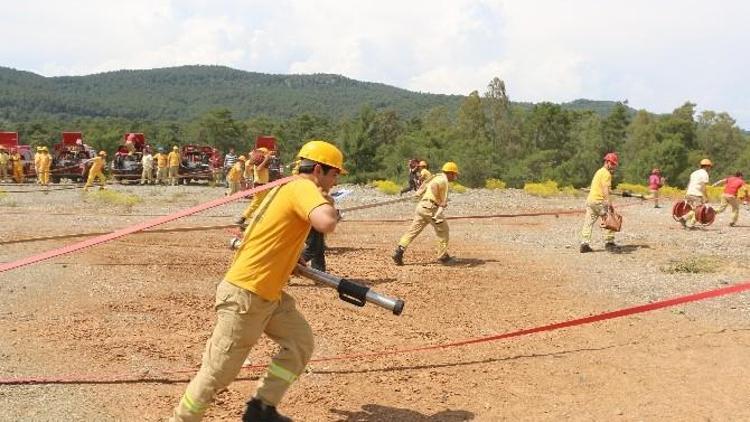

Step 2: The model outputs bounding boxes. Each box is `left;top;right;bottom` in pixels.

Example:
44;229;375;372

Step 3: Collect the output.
2;0;750;126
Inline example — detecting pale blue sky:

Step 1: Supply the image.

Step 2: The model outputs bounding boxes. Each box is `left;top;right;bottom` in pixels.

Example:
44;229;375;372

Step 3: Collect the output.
2;0;749;127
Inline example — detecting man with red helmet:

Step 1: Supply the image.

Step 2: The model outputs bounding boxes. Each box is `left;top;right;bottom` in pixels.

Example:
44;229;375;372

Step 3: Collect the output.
712;171;745;227
580;153;619;253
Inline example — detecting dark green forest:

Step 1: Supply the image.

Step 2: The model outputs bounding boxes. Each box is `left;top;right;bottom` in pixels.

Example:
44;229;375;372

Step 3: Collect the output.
1;66;748;188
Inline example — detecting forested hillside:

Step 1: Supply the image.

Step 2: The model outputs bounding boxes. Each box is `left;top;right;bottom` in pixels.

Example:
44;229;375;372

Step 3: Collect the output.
1;66;747;189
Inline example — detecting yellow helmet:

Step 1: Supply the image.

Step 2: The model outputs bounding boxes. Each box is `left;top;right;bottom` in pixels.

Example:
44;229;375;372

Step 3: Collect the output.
41;146;48;152
297;140;347;174
700;158;713;167
172;146;179;150
442;162;459;174
419;160;428;168
98;150;107;156
238;155;247;161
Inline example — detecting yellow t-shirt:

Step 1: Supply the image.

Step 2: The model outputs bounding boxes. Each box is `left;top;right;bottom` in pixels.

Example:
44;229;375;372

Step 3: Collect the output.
168;151;181;166
34;153;42;168
225;178;328;300
227;162;244;182
254;165;269;184
155;153;168;168
0;152;8;165
587;167;612;202
90;156;105;173
419;168;432;182
421;173;449;205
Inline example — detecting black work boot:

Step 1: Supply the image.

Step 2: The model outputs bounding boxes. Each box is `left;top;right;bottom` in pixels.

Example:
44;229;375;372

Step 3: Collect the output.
438;254;453;264
579;243;593;253
392;246;405;266
242;397;292;422
604;242;619;252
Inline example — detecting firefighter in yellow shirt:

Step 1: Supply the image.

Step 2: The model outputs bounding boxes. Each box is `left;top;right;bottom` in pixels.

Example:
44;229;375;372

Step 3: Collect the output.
84;151;108;191
225;156;246;195
235;147;272;225
580;153;618;253
34;146;43;184
168;146;181;186
171;140;344;422
392;162;459;266
9;148;24;183
154;148;169;185
38;147;52;185
417;160;431;186
0;146;9;182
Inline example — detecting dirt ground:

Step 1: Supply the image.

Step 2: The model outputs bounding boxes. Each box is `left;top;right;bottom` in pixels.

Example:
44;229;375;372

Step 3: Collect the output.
1;183;750;421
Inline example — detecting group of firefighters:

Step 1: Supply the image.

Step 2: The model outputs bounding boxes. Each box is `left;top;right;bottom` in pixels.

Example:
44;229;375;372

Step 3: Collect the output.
0;145;34;184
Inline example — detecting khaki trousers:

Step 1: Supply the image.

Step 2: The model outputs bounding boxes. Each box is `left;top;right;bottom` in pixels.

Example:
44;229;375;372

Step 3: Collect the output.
398;201;449;258
682;195;704;227
12;164;23;183
580;201;614;244
242;188;269;219
157;167;168;184
172;281;313;421
226;180;241;195
84;171;106;190
716;195;740;225
141;168;153;184
0;163;7;180
169;166;179;185
40;170;50;185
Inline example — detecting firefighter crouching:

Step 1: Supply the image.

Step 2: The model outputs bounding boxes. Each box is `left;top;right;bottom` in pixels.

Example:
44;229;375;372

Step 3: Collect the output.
392;161;459;266
226;155;246;195
236;147;272;226
171;140;344;422
580;153;618;253
84;151;108;191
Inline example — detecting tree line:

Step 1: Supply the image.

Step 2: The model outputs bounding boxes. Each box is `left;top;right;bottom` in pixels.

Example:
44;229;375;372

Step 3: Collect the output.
2;74;748;189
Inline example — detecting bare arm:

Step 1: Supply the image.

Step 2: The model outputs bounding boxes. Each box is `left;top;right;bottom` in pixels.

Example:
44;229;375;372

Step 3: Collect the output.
309;203;339;234
711;178;727;187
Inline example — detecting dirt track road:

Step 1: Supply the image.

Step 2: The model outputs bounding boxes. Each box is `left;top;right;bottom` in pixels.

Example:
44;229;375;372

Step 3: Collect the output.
1;185;750;421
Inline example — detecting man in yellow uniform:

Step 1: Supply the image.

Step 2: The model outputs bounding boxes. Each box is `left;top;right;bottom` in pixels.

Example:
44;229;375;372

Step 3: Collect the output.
154;148;169;185
168;146;181;186
0;146;9;182
417;160;431;186
235;147;271;226
34;146;43;184
9;148;24;183
580;153;618;253
38;147;52;186
84;151;108;191
226;156;246;195
392;162;459;266
171;140;344;422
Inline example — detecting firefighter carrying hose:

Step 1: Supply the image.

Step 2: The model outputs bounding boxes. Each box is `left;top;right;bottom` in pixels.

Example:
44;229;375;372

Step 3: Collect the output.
171;140;345;422
392;162;459;266
580;153;619;253
83;151;108;191
678;158;713;229
235;147;272;226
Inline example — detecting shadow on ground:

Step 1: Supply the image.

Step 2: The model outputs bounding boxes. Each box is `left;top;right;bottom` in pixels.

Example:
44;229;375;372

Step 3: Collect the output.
330;404;474;421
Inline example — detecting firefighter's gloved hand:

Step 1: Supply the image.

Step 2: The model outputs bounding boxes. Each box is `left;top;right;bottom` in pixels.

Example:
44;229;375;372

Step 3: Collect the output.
432;207;445;224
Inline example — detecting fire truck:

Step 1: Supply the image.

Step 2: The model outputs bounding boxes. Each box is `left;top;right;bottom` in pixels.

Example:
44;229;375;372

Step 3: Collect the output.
50;132;97;182
179;144;217;184
254;135;283;181
0;131;37;181
111;133;150;183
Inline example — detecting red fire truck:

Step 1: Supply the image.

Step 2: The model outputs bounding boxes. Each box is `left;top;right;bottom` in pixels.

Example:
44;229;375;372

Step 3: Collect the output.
179;144;218;184
111;133;150;183
50;132;98;182
253;135;283;181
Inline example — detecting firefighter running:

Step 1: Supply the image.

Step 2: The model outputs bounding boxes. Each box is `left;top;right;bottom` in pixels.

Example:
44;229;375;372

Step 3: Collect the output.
392;162;459;266
580;153;619;253
677;158;713;229
712;171;746;227
171;140;345;422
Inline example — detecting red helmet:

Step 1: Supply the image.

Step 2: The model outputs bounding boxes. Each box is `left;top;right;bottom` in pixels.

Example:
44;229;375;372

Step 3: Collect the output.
604;152;619;166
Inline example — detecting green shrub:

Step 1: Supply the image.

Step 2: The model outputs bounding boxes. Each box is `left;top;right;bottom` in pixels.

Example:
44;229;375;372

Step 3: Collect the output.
371;180;401;195
485;178;507;190
617;183;650;196
89;190;142;210
661;257;719;274
660;186;686;200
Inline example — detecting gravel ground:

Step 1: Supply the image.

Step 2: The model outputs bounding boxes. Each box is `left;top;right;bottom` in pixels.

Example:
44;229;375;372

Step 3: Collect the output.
1;182;749;421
